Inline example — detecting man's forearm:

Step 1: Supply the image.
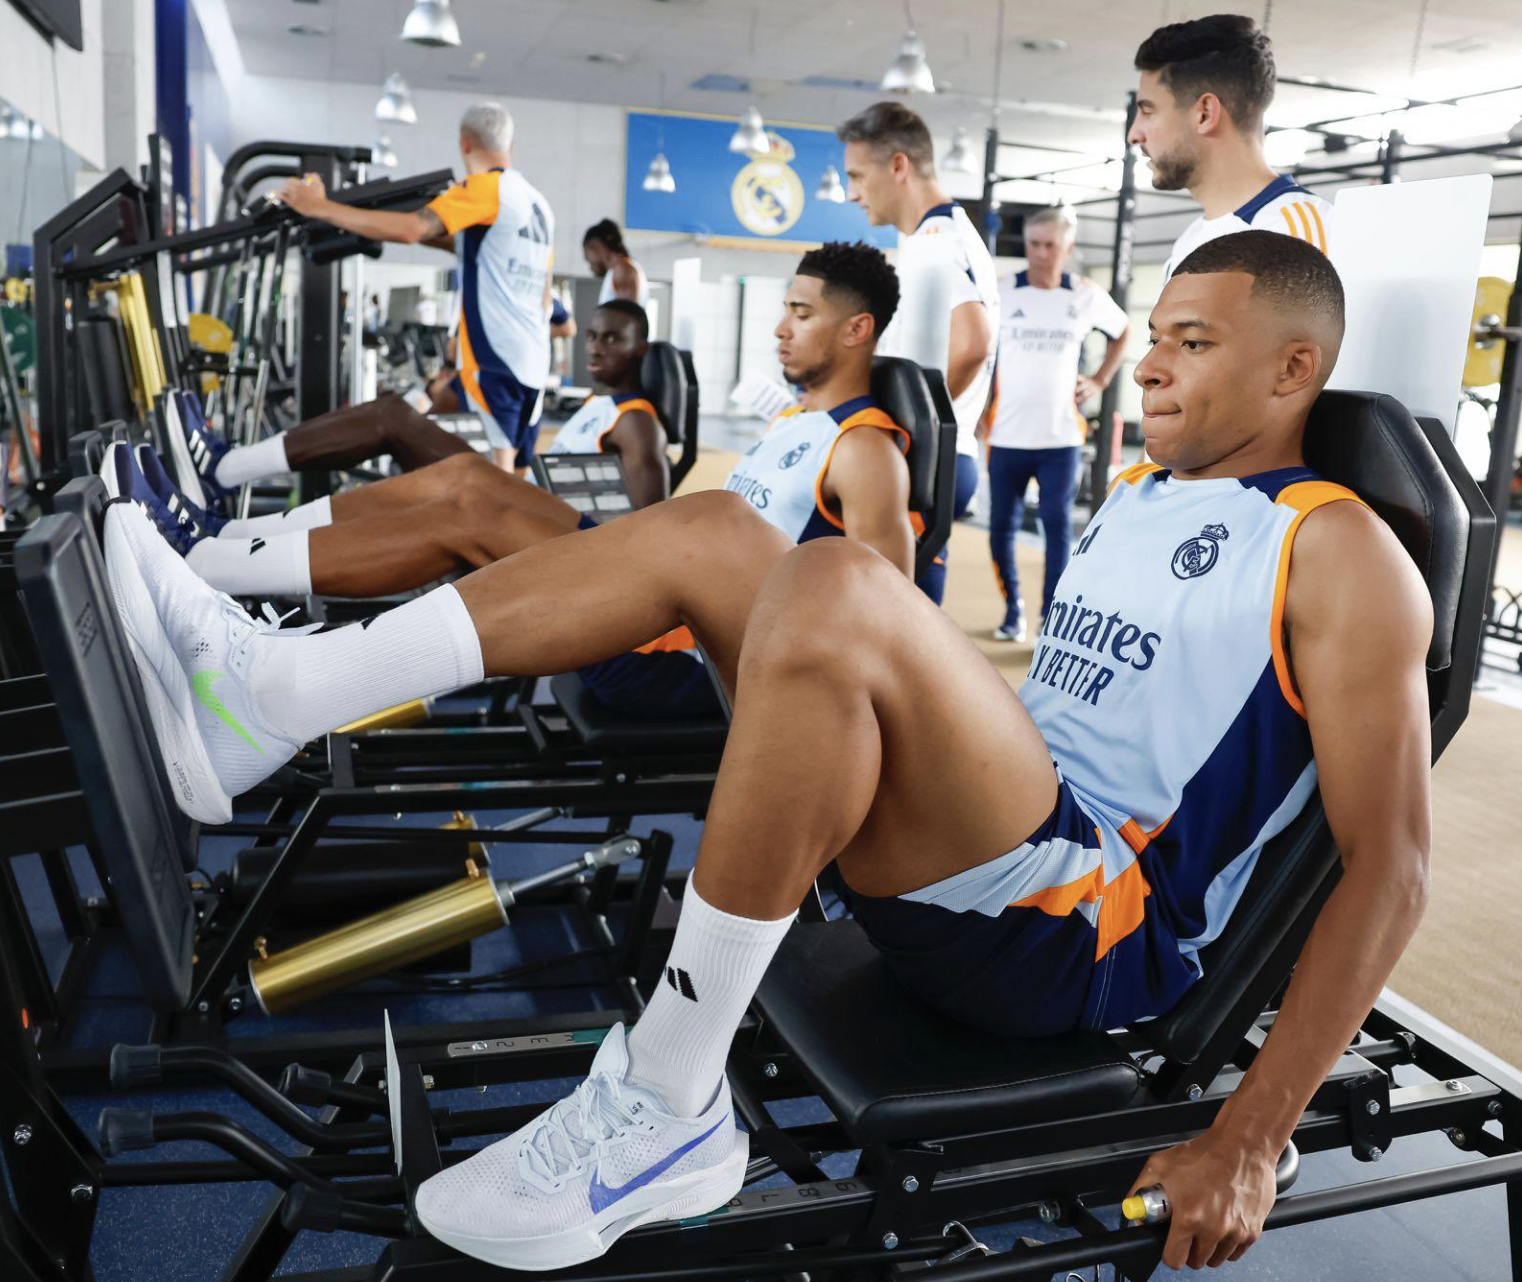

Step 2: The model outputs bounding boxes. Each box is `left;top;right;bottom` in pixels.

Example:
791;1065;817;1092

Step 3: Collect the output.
1210;849;1428;1157
306;200;437;246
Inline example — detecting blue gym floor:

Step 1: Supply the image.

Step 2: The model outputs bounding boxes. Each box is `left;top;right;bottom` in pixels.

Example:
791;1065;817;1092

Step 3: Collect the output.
10;690;1513;1280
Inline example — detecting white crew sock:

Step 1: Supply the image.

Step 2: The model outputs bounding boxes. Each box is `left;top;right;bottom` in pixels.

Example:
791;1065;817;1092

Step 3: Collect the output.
250;584;484;745
186;531;312;596
218;496;333;539
626;874;795;1117
214;432;290;488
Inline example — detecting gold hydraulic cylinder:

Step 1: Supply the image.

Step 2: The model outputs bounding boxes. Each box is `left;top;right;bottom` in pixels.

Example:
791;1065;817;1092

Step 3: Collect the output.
247;861;507;1015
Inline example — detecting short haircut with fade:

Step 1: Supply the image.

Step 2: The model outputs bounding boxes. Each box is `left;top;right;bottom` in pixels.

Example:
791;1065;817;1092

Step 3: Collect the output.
1172;230;1343;335
836;102;935;178
796;241;901;338
1134;14;1276;135
594;298;649;343
460;102;514;152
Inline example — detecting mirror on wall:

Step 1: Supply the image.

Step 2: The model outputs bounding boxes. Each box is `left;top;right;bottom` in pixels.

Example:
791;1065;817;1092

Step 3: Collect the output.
0;94;91;271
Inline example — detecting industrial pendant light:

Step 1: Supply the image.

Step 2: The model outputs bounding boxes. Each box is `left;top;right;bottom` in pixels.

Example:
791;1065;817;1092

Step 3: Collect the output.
881;5;935;95
372;136;400;169
375;73;418;124
942;127;976;173
643;153;676;193
815;166;846;202
729;104;771;154
401;0;461;48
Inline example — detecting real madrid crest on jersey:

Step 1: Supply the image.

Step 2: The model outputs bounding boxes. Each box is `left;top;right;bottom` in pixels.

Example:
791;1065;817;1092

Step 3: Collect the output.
1171;523;1229;579
731;132;805;237
778;441;812;469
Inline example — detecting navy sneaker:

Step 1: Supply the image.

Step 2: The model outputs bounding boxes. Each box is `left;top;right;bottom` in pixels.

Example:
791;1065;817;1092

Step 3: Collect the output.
99;442;209;558
164;391;232;510
136;444;226;538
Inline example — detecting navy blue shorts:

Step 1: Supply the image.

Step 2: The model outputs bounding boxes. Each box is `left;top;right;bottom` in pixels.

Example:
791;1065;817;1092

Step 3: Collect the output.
472;367;541;462
848;777;1194;1037
577;650;721;719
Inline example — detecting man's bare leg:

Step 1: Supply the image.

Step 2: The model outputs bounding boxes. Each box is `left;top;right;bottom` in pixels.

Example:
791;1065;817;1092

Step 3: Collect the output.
307;489;579;596
283;395;475;472
326;451;571;528
621;537;1060;1116
698;537;1059;917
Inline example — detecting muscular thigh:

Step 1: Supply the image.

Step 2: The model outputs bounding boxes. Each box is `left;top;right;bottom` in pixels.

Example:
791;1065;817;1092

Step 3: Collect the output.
833;560;1058;896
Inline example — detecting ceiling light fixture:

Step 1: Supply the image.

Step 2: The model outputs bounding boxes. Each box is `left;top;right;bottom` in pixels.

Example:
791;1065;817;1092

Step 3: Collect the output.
942;126;976;174
881;4;934;95
643;152;676;193
372;136;399;168
375;73;418;125
401;0;460;48
729;104;770;153
815;165;845;202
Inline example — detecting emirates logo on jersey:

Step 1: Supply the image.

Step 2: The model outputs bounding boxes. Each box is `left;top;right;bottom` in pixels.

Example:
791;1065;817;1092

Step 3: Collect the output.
1171;523;1229;580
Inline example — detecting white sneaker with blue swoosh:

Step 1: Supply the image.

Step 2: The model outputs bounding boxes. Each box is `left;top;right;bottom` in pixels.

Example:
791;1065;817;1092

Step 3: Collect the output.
413;1023;747;1270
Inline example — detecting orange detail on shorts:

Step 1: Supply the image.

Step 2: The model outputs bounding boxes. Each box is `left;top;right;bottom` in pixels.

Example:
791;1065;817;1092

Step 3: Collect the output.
1094;860;1152;960
1269;480;1367;717
1119;814;1171;853
1010;855;1155;962
812;408;910;532
634;626;696;655
426;171;502;235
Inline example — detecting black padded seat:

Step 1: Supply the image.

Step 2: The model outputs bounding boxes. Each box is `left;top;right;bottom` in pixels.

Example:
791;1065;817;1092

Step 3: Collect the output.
755;921;1145;1144
549;673;725;754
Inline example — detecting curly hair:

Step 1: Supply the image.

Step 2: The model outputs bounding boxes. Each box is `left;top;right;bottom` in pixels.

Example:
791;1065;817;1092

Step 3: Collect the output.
795;241;900;337
583;218;630;255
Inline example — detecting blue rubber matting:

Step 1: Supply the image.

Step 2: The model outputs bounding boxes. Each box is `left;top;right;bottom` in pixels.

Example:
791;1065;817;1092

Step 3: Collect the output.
7;693;1513;1279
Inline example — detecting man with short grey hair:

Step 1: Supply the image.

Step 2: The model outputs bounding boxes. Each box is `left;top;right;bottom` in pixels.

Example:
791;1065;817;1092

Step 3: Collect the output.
282;102;555;472
984;204;1129;641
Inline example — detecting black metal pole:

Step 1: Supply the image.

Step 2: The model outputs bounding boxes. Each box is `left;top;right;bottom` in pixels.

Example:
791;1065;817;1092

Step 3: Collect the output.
297;149;343;503
1481;245;1522;638
1380;129;1405;184
981;126;1001;255
1091;93;1139;518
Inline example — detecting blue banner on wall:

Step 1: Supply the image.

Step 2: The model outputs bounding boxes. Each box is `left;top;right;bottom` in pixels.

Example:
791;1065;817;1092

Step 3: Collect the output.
625;111;895;249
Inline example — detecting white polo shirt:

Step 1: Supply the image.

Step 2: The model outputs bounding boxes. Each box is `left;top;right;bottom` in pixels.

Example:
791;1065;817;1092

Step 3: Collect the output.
1164;174;1332;281
990;272;1129;451
882;201;999;458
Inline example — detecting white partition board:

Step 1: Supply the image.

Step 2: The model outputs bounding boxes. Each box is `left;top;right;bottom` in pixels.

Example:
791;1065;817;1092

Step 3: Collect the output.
1326;174;1492;436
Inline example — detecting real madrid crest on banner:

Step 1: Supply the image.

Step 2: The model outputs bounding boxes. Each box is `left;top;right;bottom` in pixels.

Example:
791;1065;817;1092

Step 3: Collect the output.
730;132;805;237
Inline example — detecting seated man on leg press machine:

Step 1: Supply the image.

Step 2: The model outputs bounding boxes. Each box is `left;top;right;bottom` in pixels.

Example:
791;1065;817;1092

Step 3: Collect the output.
105;231;1429;1273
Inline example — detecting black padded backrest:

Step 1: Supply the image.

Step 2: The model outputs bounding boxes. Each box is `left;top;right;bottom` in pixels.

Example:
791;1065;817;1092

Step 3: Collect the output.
1143;390;1488;1069
1303;391;1467;671
640;342;689;448
870;356;939;513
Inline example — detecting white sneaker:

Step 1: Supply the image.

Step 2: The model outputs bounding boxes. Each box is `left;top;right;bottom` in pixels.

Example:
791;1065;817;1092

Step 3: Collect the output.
414;1023;748;1271
992;616;1027;643
102;501;303;824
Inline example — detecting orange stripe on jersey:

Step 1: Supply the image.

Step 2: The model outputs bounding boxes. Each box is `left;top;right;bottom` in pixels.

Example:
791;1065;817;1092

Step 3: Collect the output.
1305;202;1328;252
427;171;501;235
811;407;911;532
634;625;696;655
1280;205;1302;240
455;320;485;413
1119;815;1172;853
597;397;659;450
1294;203;1316;243
1106;461;1162;495
1269;480;1368;716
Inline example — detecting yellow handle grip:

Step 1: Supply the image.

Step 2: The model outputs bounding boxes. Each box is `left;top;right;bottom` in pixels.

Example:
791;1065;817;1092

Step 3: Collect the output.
1121;1196;1148;1222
